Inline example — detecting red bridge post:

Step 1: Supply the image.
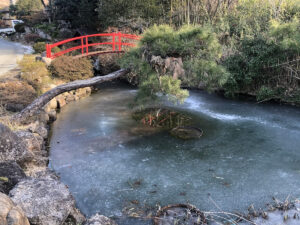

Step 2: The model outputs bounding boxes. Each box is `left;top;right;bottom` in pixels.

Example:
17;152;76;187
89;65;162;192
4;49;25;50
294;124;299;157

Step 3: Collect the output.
46;44;51;58
118;32;122;51
81;37;84;56
85;36;89;55
112;33;116;51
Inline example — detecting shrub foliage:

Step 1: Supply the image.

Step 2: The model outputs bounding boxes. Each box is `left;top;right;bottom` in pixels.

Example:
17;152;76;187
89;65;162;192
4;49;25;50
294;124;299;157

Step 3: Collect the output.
50;56;94;81
120;24;228;105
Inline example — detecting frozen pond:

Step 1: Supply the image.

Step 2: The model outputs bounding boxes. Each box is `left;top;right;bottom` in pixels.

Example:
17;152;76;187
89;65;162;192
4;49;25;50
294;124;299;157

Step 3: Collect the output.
49;84;300;224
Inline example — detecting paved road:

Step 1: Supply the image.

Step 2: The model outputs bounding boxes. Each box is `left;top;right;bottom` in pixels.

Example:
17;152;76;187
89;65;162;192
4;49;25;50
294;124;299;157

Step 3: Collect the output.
0;38;30;76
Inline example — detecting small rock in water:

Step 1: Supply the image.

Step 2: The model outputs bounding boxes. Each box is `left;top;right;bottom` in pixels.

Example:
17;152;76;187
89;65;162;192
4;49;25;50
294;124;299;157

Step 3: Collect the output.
85;214;117;225
170;126;203;140
154;204;207;225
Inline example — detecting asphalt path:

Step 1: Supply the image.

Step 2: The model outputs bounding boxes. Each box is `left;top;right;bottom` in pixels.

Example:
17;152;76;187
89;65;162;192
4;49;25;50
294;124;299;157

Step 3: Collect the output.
0;38;31;76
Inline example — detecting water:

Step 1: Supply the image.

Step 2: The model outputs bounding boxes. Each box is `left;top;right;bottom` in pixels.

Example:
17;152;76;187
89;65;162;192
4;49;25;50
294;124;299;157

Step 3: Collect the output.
49;84;300;224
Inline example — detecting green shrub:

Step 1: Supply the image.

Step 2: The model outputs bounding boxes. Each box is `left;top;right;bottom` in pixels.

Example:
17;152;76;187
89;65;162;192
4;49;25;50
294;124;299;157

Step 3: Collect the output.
33;42;46;53
50;56;94;81
120;24;228;105
269;17;300;51
32;42;60;54
140;25;222;58
52;46;61;54
256;86;277;101
223;18;300;104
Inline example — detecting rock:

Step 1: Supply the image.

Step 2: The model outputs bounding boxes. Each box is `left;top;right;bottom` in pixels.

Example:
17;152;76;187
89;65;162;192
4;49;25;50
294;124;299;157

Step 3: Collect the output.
35;56;43;62
45;99;58;113
65;94;75;102
85;214;117;225
57;96;66;108
34;126;48;139
0;124;33;165
10;130;47;176
94;58;101;71
0;192;30;225
170;126;203;140
15;131;43;153
165;57;185;79
65;208;86;225
47;110;57;122
150;55;185;79
24;27;32;34
25;122;48;139
10;176;78;225
0;161;26;194
57;28;74;39
41;57;52;66
76;88;88;98
85;87;92;95
154;204;206;225
36;29;51;40
49;98;58;110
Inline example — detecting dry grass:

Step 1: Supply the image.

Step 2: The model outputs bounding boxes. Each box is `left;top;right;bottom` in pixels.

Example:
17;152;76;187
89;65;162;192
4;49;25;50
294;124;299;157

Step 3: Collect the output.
0;80;37;109
0;105;25;131
50;55;94;81
18;55;52;95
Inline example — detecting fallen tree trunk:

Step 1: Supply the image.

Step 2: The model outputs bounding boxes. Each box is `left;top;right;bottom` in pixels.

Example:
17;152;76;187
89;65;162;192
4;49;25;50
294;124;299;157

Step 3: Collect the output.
15;69;129;121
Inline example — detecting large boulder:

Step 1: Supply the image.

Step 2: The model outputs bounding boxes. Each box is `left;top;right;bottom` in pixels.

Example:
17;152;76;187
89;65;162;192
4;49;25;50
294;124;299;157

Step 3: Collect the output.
0;192;30;225
36;29;51;40
15;131;48;176
10;174;82;225
0;124;33;165
0;161;26;194
85;214;117;225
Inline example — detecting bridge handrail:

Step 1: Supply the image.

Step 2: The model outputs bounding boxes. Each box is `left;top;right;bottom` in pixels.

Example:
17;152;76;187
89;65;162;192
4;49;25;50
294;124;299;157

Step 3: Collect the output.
46;32;140;59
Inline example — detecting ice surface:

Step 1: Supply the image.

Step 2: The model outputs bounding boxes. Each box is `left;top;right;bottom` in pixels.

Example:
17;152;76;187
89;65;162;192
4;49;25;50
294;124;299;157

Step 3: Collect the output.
49;86;300;224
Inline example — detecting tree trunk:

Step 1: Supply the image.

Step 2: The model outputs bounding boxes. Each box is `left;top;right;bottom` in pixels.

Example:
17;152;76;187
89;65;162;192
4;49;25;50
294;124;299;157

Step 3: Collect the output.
15;69;129;122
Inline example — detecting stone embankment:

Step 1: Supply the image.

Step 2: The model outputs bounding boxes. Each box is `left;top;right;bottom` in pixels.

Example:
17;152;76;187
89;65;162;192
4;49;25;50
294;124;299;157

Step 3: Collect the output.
0;86;117;225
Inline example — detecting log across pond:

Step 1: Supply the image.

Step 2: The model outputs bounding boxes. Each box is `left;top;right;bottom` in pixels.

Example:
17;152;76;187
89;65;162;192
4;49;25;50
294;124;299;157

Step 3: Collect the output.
15;69;129;121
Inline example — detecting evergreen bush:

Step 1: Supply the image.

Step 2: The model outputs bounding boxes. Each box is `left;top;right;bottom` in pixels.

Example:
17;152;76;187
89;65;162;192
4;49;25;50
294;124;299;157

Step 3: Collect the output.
120;24;228;105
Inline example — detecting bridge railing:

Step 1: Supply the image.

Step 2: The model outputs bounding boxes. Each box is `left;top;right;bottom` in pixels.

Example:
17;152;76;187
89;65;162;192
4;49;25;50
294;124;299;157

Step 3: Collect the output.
46;32;140;59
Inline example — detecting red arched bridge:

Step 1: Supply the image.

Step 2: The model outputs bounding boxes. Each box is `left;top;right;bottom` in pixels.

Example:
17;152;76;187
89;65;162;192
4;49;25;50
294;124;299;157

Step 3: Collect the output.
46;32;140;59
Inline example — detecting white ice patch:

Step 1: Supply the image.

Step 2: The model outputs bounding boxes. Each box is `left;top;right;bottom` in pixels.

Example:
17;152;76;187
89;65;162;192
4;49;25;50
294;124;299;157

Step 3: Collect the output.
184;97;285;129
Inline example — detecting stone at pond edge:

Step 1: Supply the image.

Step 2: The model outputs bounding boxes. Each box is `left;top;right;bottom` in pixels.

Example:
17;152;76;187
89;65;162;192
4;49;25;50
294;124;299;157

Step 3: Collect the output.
0;192;30;225
85;214;117;225
0;161;26;194
0;123;34;166
170;126;203;140
10;175;83;225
